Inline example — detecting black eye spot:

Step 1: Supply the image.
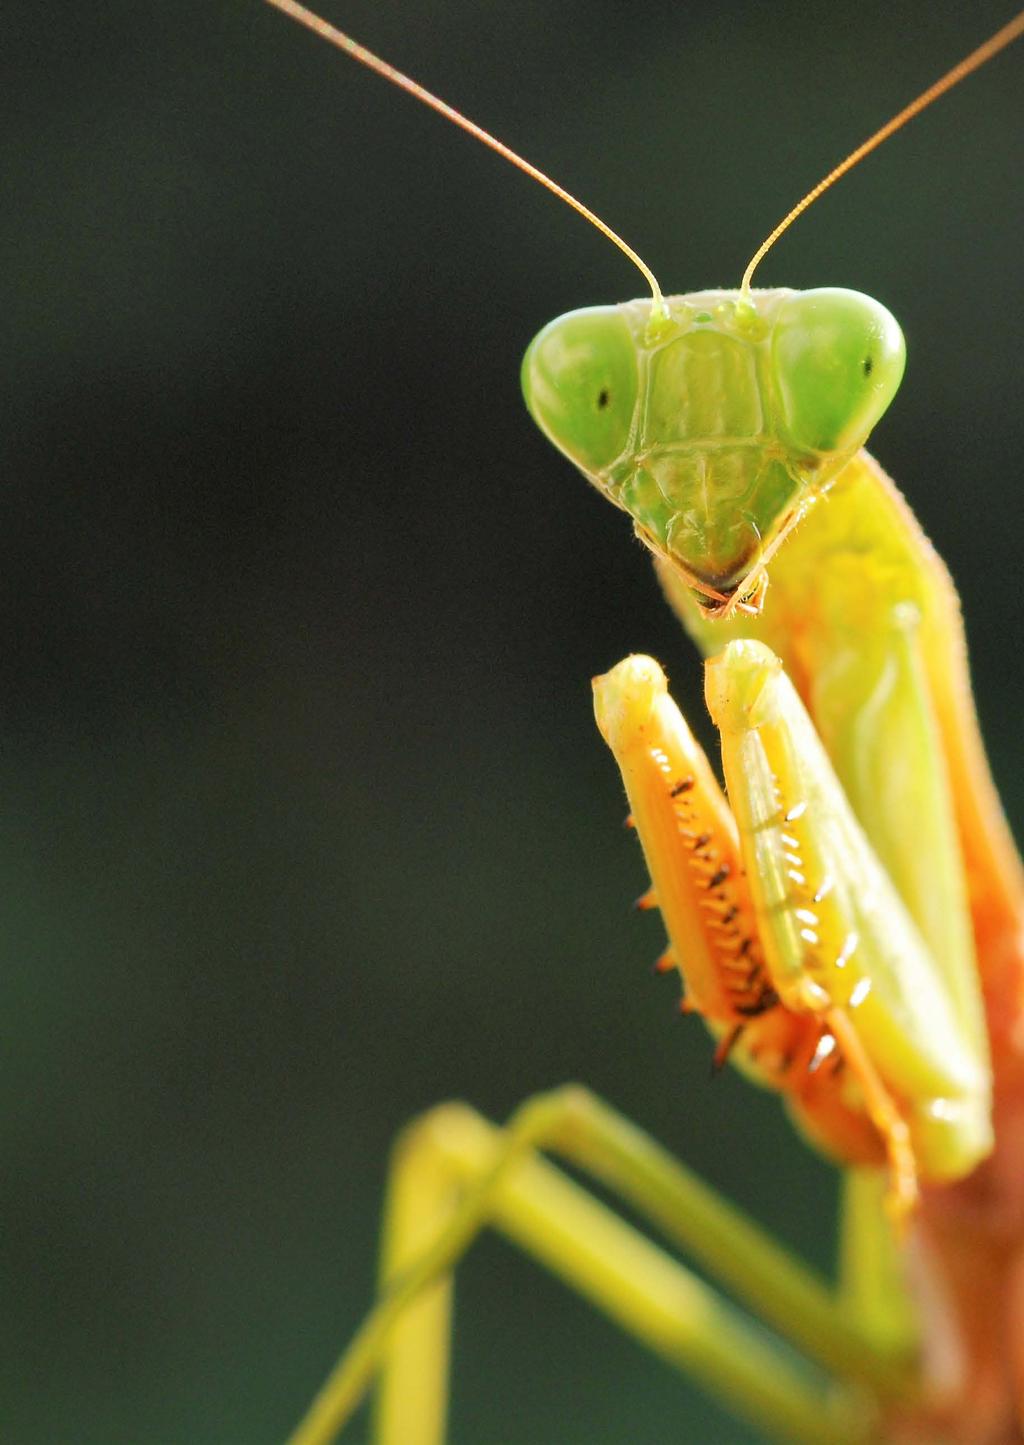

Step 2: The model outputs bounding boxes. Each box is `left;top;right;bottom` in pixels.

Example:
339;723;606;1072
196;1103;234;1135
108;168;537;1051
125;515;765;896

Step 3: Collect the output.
862;356;874;377
597;387;610;410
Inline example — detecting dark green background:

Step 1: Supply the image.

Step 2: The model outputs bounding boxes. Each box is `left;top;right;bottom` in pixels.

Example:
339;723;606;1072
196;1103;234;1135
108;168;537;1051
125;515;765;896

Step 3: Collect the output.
4;2;1023;1441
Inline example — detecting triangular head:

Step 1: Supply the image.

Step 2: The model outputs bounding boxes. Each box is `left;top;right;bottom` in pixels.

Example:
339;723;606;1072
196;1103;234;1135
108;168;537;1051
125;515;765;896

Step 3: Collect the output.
522;288;905;614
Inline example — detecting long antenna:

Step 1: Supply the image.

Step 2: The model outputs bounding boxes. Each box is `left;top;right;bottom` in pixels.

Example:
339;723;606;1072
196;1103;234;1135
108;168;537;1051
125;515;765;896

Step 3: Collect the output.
264;0;668;320
742;9;1024;293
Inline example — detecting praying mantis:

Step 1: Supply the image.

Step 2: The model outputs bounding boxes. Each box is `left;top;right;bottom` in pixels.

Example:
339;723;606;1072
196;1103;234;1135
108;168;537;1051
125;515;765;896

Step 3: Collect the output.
261;2;1022;1445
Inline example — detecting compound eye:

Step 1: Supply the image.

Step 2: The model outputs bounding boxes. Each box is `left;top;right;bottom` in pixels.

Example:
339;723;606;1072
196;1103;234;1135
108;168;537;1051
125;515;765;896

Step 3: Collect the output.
772;288;906;455
521;306;639;474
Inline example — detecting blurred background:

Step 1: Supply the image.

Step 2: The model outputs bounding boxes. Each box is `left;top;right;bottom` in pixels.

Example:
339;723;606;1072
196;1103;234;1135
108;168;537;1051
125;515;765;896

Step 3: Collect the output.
4;1;1023;1440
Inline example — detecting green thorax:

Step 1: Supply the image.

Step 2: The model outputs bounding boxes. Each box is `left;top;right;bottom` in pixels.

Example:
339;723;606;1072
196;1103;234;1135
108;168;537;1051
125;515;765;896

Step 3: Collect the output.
522;288;905;612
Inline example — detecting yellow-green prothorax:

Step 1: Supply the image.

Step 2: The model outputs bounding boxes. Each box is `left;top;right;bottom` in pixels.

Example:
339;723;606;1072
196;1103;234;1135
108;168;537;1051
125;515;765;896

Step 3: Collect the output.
521;288;905;611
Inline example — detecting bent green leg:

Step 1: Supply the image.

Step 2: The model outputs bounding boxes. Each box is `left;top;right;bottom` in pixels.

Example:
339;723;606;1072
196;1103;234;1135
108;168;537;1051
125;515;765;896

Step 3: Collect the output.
285;1087;917;1445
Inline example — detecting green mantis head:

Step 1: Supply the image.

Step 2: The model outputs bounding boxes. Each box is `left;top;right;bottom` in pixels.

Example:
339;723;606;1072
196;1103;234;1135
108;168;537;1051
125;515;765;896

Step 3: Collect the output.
522;288;905;611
